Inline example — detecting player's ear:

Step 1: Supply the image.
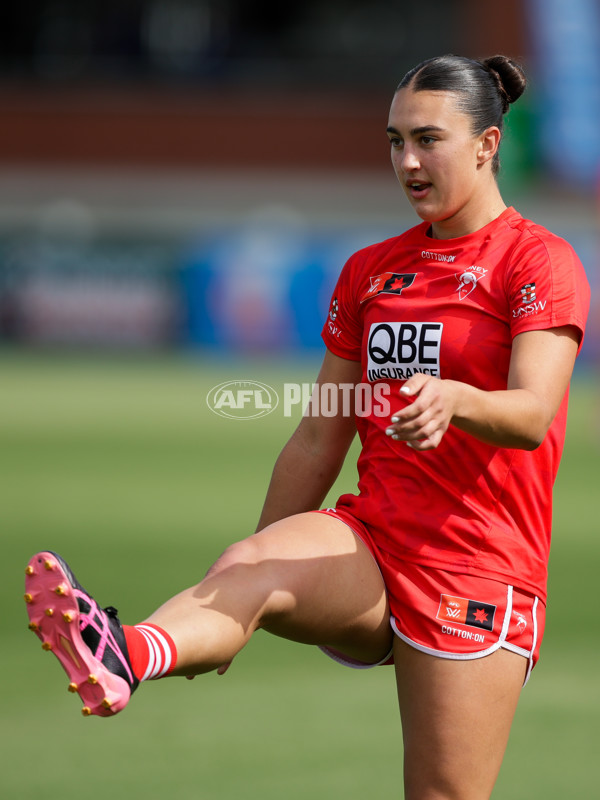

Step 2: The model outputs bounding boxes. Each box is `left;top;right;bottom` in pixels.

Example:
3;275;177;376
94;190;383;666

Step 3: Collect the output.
476;126;501;167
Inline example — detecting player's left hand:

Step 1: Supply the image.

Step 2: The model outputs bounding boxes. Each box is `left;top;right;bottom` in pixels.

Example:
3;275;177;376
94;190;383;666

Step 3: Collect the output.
385;375;457;451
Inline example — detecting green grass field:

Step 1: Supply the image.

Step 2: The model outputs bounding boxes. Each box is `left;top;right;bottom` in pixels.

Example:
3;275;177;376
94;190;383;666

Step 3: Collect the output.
3;350;599;799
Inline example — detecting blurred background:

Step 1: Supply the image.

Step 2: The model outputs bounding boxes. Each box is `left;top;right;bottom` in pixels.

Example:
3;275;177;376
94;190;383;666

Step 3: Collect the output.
2;2;599;800
0;0;598;356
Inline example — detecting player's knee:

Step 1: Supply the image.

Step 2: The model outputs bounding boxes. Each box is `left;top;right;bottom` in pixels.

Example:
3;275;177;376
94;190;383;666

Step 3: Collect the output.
202;537;295;621
204;536;263;580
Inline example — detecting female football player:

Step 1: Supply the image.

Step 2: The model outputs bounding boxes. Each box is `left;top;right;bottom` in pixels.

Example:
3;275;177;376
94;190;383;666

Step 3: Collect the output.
26;54;590;799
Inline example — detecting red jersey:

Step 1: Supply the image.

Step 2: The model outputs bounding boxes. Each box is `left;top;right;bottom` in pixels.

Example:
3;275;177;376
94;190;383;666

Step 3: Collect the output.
322;207;590;601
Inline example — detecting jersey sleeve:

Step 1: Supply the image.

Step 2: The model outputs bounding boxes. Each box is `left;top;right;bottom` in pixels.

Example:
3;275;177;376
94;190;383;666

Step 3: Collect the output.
507;231;590;350
321;251;364;360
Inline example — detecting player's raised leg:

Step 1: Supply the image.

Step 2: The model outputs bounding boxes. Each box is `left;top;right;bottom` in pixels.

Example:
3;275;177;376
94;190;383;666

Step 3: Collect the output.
24;511;391;716
394;639;526;800
146;511;392;675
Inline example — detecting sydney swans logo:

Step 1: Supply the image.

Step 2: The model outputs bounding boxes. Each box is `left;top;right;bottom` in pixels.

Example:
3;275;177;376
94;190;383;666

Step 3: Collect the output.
455;266;488;300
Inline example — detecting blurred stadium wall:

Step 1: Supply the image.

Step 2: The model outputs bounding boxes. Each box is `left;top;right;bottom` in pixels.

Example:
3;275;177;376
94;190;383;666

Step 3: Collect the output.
0;0;597;361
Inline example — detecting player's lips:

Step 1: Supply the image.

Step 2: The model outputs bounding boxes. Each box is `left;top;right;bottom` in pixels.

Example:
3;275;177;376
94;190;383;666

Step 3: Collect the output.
406;180;432;199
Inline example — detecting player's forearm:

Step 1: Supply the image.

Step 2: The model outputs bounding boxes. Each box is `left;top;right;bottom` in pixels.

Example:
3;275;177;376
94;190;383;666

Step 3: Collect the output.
256;428;348;532
448;381;554;450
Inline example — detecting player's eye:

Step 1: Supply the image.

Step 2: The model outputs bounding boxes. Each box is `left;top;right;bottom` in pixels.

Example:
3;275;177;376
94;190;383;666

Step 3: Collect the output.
388;136;403;148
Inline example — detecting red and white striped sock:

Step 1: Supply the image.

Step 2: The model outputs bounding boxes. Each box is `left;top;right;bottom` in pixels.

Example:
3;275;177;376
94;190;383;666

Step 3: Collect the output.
123;623;177;682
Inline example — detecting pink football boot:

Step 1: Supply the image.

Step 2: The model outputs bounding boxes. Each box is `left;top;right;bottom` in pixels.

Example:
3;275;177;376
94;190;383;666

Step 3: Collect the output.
24;551;139;717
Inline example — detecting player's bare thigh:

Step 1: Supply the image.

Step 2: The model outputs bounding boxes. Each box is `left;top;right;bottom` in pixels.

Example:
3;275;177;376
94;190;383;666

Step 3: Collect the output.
149;512;392;669
256;513;391;661
394;638;526;800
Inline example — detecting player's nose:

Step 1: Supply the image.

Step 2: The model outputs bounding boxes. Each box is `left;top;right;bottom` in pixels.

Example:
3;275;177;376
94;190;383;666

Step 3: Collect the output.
400;147;420;172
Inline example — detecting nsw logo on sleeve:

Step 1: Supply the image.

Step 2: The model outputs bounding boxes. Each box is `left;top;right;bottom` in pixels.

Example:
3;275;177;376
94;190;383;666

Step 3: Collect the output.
366;321;442;382
512;282;547;318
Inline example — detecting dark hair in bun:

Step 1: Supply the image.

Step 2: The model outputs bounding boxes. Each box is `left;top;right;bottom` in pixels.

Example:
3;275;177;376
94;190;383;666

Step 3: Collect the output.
397;54;527;175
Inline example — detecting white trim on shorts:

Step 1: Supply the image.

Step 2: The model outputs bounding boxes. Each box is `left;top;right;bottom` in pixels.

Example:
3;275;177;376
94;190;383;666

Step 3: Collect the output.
500;595;540;676
318;644;394;670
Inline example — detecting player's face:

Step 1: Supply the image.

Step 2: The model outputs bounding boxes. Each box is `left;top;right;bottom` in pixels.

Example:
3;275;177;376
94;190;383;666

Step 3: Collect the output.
387;88;496;238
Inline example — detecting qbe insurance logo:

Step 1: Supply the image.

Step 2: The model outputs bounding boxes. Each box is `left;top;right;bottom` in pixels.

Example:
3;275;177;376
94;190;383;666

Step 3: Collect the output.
207;380;279;420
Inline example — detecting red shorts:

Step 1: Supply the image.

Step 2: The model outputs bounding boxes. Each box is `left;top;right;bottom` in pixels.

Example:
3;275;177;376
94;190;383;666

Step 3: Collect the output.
317;508;545;685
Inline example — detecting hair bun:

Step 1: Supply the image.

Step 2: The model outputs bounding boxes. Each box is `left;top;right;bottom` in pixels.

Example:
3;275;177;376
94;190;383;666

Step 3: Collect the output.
483;55;527;110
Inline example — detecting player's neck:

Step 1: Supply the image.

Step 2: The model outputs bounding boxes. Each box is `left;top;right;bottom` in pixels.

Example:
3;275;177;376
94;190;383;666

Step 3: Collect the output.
430;183;506;240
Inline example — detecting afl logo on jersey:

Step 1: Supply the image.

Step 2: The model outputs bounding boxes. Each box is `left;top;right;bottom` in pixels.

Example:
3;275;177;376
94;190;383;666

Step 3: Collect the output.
360;272;417;303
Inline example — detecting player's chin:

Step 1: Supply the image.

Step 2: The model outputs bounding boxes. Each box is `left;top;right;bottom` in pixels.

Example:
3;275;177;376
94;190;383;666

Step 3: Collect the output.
409;201;445;225
407;195;458;226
